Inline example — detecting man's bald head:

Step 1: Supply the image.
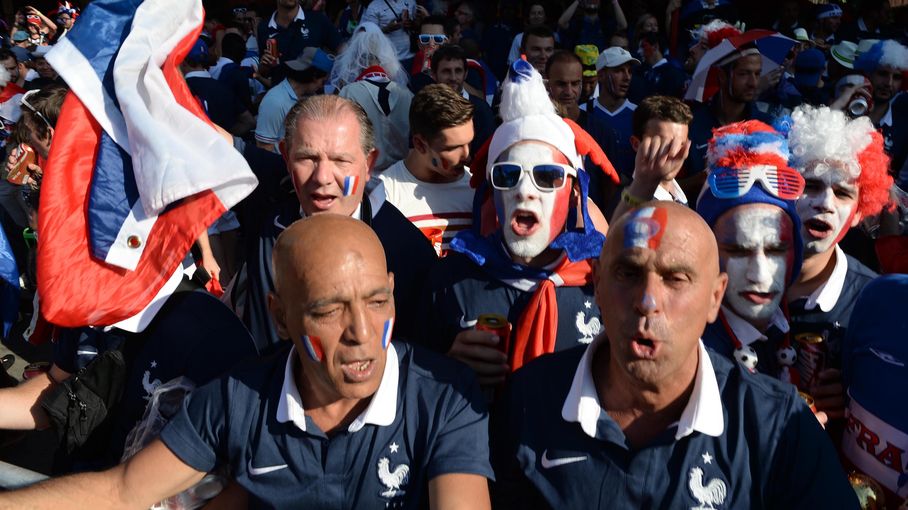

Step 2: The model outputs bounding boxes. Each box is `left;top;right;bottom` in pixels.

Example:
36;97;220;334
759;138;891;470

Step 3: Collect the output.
602;201;720;277
595;202;726;388
272;215;388;298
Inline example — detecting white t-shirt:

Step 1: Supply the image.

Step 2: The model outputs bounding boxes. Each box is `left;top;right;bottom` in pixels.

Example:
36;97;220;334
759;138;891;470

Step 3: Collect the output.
379;159;474;256
361;0;415;60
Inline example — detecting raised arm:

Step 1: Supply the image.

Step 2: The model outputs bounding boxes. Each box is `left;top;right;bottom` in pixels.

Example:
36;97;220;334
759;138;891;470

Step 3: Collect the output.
611;0;627;31
558;0;579;30
0;439;205;510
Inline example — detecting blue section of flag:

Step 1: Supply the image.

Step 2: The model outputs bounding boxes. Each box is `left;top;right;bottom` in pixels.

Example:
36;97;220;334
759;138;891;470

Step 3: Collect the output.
0;227;19;337
64;0;145;263
88;134;140;261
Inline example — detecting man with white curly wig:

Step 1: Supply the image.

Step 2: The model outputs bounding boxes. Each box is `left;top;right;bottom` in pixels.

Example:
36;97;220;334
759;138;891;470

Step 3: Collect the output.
785;104;893;428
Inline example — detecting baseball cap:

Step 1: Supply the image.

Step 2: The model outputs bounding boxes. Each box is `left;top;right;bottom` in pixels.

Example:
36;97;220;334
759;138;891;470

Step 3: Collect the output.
830;41;857;69
595;46;640;71
11;31;27;43
794;48;825;88
10;47;30;64
185;38;209;64
285;47;334;73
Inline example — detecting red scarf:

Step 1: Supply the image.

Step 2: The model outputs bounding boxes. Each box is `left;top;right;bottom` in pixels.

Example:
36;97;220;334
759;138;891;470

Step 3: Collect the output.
356;65;390;83
509;257;594;372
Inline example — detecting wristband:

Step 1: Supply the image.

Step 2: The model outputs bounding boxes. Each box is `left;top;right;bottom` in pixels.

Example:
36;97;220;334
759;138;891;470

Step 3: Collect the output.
621;188;649;208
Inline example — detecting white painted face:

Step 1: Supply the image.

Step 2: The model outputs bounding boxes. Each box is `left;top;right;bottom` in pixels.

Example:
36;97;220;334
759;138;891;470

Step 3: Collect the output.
714;204;794;326
796;162;860;257
492;142;572;261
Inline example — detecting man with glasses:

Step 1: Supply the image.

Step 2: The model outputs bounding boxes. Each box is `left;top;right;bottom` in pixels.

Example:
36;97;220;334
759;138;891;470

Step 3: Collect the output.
410;15;452;83
423;59;619;387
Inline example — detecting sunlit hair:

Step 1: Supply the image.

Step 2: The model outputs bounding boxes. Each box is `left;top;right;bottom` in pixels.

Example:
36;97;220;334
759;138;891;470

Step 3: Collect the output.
283;95;375;156
329;21;408;90
788;105;892;218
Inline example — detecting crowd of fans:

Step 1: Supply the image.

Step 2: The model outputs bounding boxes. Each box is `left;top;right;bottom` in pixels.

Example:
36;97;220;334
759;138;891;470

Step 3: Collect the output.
0;0;906;508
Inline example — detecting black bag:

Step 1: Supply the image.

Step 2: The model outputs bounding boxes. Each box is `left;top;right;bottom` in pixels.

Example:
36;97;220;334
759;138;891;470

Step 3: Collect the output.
40;349;128;453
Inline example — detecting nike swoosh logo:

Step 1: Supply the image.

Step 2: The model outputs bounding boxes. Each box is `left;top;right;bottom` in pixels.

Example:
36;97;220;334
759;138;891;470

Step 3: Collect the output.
695;143;708;150
540;449;588;469
248;459;288;476
459;316;477;328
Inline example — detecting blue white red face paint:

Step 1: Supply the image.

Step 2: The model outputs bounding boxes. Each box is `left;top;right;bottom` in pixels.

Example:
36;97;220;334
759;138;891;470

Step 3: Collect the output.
796;163;859;256
494;143;572;260
301;335;324;362
714;205;792;324
342;175;359;197
624;206;668;250
381;318;394;350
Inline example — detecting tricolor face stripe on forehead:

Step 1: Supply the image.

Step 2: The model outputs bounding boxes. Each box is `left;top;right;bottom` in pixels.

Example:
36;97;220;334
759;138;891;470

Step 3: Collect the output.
343;175;359;197
623;206;668;250
301;335;324;362
381;318;394;350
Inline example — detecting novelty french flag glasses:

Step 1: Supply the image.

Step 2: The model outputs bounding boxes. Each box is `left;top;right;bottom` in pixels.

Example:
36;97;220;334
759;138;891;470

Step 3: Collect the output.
489;162;573;191
708;165;805;200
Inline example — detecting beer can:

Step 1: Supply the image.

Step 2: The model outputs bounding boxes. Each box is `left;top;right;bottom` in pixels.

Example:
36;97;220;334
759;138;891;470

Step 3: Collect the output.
795;332;826;391
475;313;509;338
6;143;36;185
266;38;279;60
848;471;887;510
797;391;817;413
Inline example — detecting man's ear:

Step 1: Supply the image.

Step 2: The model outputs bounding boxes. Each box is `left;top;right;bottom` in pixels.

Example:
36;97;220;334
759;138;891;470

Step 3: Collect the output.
413;134;428;153
366;147;379;177
850;209;863;228
267;292;291;340
706;272;729;323
279;139;288;162
630;135;640;151
387;271;395;295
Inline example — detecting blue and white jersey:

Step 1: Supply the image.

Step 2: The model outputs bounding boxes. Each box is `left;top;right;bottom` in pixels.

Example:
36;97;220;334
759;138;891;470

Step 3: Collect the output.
493;337;858;509
422;252;602;355
161;341;493;509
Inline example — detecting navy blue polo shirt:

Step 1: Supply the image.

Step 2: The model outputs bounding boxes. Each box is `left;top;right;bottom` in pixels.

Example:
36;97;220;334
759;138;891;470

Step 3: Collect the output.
160;341;493;509
684;98;774;178
185;71;246;131
493;337;859;509
788;246;877;370
53;289;258;463
256;8;341;83
422;251;601;355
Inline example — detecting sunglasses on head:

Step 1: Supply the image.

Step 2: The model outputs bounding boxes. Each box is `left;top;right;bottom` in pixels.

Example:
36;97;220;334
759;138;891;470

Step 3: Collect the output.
418;34;448;45
489;162;572;192
20;89;52;130
708;165;805;201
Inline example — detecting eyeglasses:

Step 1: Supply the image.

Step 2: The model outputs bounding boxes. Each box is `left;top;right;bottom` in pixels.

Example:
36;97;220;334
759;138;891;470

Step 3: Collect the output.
708;165;805;200
418;34;448;45
20;89;52;130
489;162;572;191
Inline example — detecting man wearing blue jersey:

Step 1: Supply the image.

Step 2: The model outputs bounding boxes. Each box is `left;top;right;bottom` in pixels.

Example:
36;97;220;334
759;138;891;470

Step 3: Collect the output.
0;215;493;509
582;46;639;178
494;202;858;509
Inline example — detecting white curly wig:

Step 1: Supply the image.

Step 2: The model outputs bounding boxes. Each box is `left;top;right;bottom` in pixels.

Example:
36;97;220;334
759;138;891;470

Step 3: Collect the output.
788;105;875;179
329;22;408;90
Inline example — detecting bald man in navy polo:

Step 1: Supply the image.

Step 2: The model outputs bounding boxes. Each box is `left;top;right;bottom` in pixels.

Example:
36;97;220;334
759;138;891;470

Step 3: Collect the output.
493;202;858;509
0;215;492;510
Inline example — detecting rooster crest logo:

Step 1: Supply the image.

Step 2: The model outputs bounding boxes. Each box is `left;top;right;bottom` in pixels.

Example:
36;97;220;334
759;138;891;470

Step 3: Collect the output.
575;311;601;344
377;457;409;499
688;466;727;510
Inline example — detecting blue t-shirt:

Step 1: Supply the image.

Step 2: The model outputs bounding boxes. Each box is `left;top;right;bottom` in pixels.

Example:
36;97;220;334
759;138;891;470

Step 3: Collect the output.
53;289;258;463
422;251;602;355
584;99;637;178
254;78;298;148
493;343;859;509
160;341;493;509
256;8;341;83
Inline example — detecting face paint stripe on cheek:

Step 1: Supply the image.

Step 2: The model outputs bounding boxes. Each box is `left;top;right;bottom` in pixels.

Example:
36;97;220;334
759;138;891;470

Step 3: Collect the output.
342;175;359;197
623;206;668;250
301;335;324;362
381;318;394;350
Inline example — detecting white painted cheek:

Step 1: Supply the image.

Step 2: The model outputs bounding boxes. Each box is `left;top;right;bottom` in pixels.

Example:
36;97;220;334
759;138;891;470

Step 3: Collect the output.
724;257;748;295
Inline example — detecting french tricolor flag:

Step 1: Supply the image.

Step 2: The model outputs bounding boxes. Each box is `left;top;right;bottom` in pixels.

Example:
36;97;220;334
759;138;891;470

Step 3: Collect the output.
37;0;257;330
